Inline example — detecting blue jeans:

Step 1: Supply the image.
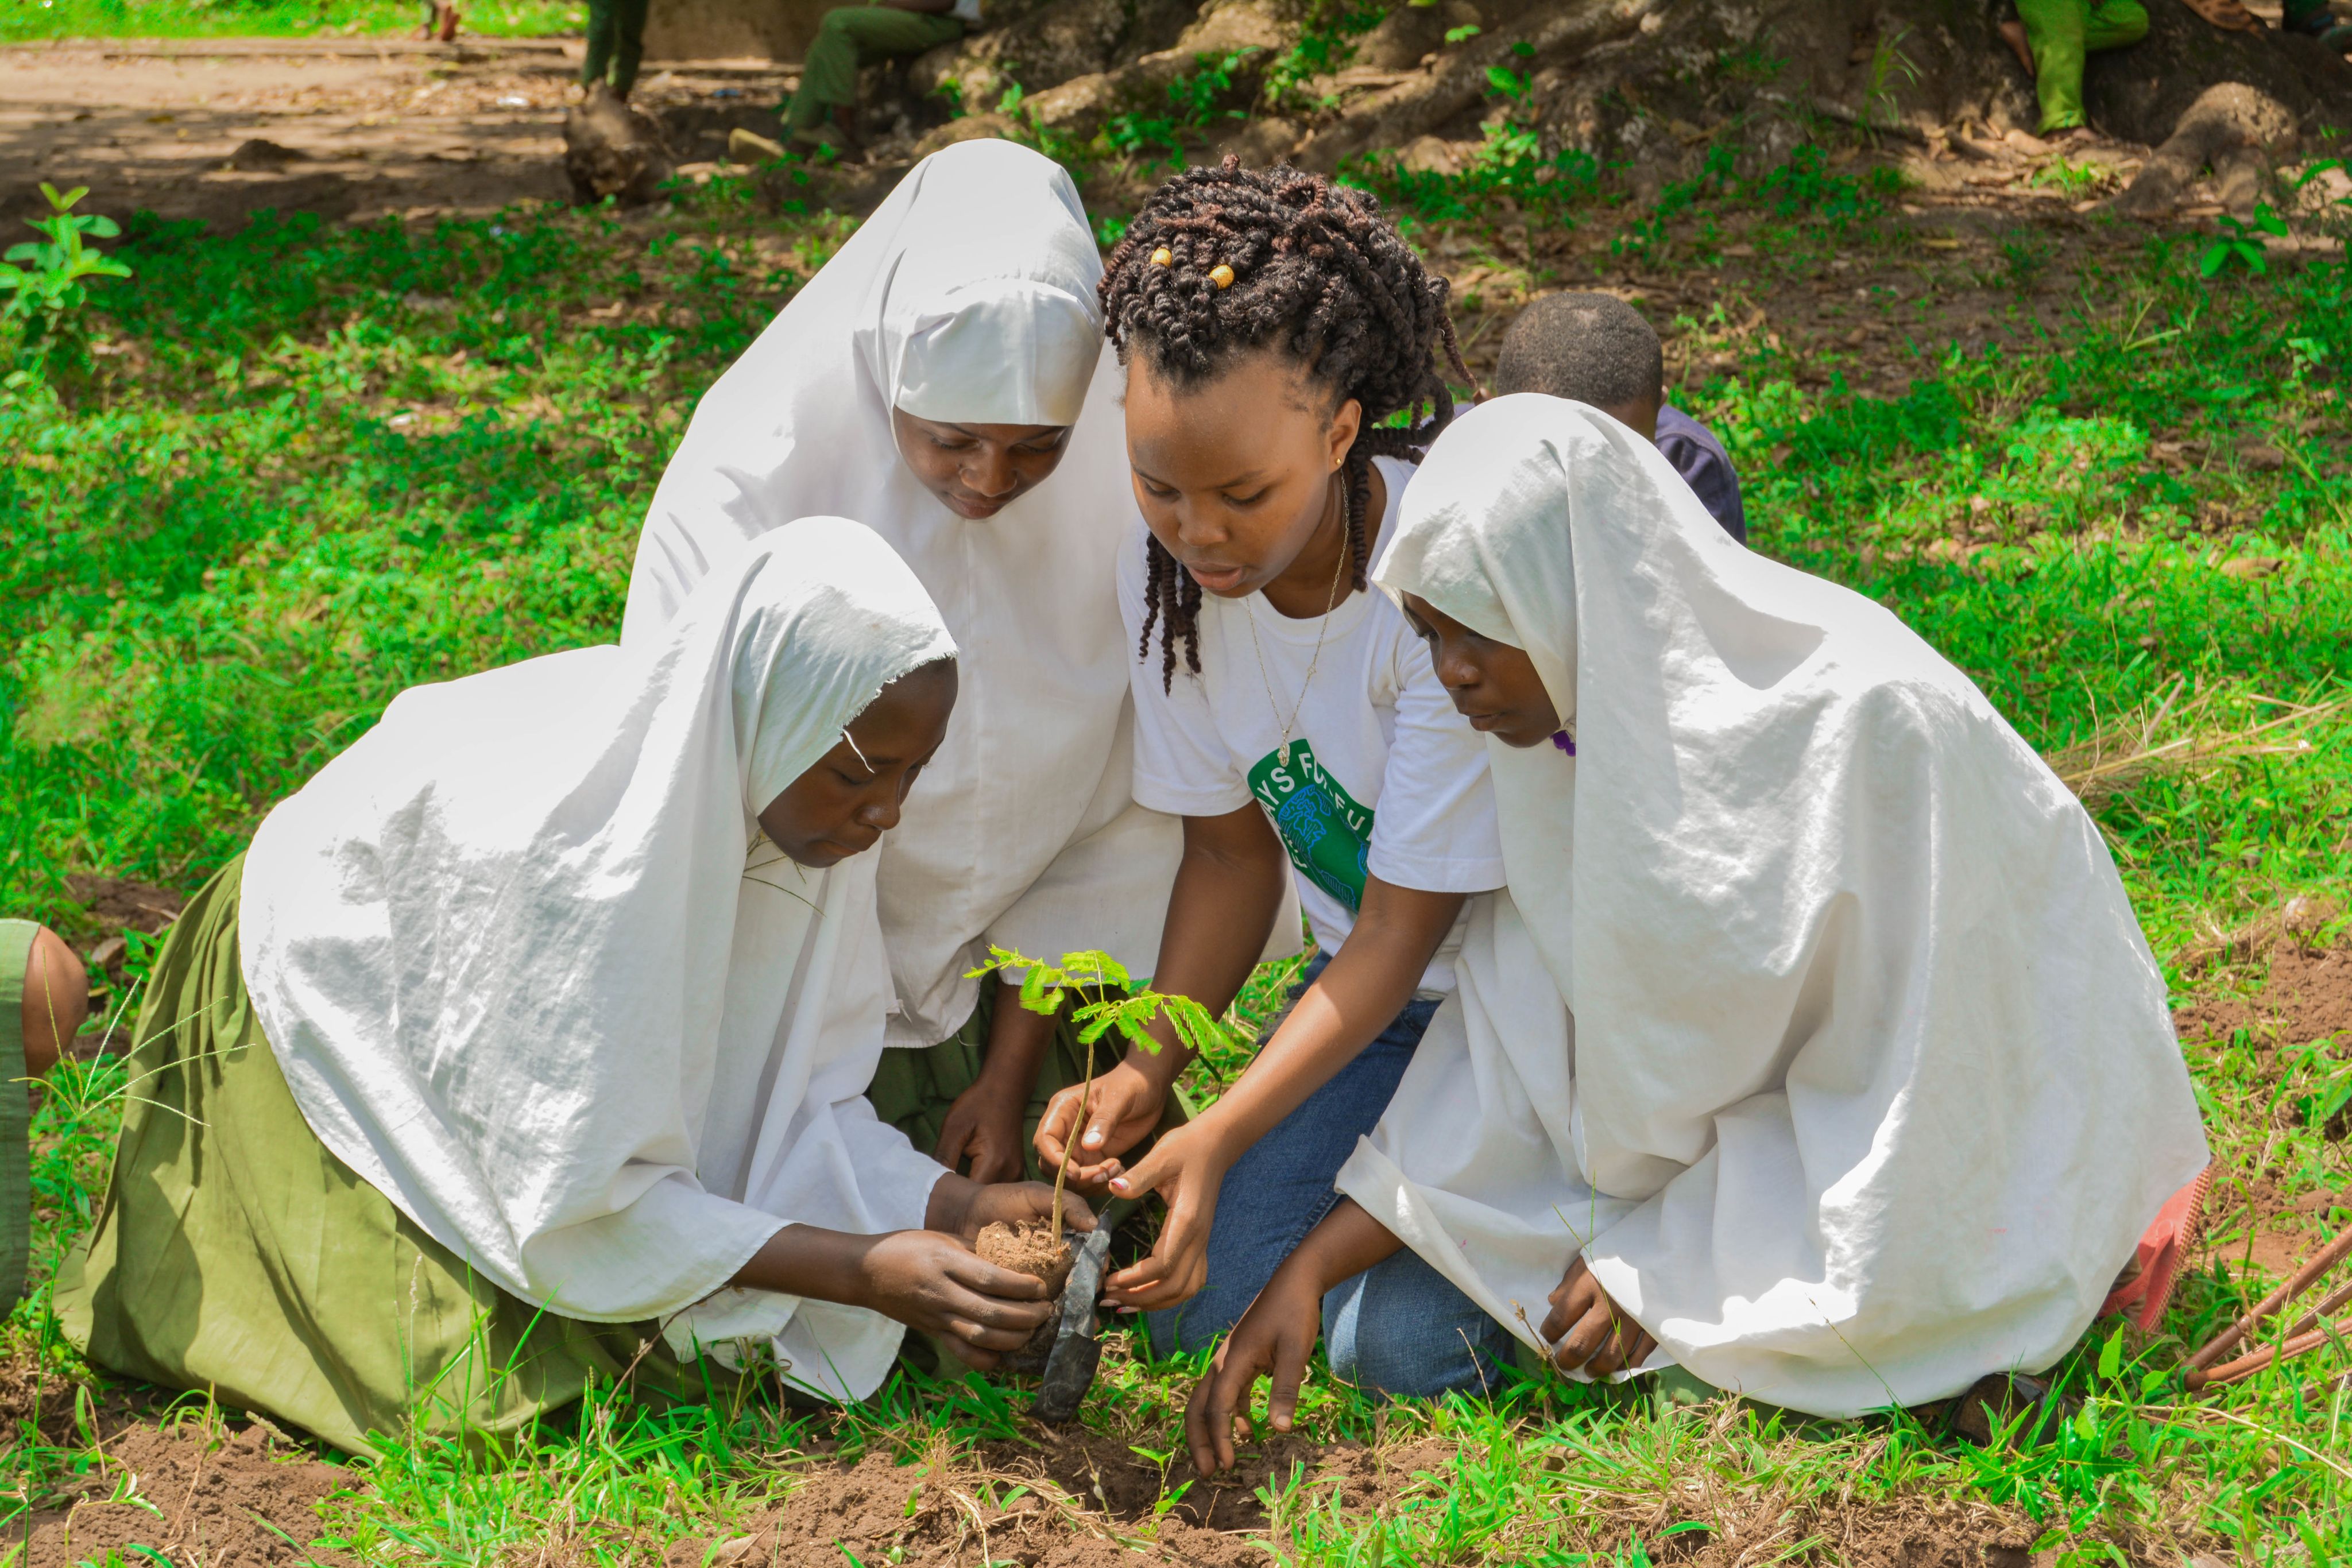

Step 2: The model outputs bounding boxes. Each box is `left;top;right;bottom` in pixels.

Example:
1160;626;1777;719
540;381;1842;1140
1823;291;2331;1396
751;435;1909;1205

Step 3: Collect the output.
1325;1246;1525;1398
1149;955;1446;1356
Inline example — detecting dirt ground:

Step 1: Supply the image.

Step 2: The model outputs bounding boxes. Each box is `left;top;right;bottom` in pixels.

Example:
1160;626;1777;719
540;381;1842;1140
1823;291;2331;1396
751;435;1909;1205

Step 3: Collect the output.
664;1427;2055;1568
0;36;794;231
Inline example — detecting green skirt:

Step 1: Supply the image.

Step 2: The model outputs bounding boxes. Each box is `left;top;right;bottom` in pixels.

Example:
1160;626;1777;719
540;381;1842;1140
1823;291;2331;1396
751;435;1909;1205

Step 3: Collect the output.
54;856;732;1456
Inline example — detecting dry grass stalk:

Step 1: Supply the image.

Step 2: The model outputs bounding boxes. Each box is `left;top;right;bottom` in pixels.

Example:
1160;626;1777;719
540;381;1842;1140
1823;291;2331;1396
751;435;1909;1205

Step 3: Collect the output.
2047;677;2351;807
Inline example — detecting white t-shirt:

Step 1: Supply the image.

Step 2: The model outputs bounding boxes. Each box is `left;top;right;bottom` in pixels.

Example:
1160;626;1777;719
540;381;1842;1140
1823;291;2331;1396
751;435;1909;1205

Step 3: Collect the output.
1118;455;1506;993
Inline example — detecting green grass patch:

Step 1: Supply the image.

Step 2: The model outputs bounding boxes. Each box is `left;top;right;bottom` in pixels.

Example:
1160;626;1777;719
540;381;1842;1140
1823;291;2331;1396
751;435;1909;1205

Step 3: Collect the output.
1;0;580;42
6;144;2352;1562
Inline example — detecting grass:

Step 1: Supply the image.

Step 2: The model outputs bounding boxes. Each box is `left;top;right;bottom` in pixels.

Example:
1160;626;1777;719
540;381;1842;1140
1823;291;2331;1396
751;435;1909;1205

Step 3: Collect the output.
0;0;581;42
6;127;2352;1562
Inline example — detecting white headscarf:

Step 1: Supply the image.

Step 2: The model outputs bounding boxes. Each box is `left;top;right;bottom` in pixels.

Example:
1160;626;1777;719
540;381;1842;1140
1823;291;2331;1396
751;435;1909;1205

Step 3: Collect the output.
623;140;1190;1044
1343;396;2208;1415
242;518;960;1401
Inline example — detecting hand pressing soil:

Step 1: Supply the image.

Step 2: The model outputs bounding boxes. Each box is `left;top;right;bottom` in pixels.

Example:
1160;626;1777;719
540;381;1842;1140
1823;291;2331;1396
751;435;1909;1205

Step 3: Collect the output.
974;1218;1076;1372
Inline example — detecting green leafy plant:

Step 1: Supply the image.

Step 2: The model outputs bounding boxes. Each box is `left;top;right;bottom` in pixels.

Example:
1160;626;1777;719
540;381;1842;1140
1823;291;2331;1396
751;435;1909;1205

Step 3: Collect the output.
1;182;131;390
968;946;1236;1235
1259;0;1383;113
2200;203;2289;278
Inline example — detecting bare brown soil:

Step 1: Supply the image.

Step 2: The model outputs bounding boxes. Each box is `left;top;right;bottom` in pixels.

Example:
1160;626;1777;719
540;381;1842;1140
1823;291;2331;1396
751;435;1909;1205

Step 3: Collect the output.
0;37;792;233
663;1428;2068;1567
8;1416;363;1567
2176;922;2352;1279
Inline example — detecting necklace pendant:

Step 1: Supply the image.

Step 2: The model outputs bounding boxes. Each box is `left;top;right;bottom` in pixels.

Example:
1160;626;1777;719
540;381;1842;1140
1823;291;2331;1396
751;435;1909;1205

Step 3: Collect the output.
1279;741;1292;768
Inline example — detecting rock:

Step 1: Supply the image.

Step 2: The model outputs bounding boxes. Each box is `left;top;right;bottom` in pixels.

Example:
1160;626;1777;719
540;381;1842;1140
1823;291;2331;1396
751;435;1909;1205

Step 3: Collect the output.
909;112;1022;156
2113;82;2295;218
563;83;675;206
726;126;786;162
1396;132;1470;174
225;138;305;171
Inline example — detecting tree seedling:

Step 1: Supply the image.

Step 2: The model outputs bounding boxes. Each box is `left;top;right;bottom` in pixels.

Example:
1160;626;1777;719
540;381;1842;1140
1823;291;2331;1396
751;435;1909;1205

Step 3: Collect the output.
965;946;1235;1238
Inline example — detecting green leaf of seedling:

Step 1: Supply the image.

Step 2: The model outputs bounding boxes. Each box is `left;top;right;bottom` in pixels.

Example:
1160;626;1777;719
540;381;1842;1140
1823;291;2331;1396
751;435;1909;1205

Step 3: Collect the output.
2199;243;2228;278
1510;38;1533;55
1443;21;1479;40
2096;1323;2123;1382
2139;1366;2168;1399
1154;1478;1194;1517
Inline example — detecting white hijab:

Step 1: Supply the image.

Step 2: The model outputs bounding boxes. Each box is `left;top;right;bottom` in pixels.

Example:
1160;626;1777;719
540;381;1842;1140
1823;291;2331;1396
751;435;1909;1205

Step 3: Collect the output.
1343;396;2208;1415
243;518;960;1401
623;140;1185;1045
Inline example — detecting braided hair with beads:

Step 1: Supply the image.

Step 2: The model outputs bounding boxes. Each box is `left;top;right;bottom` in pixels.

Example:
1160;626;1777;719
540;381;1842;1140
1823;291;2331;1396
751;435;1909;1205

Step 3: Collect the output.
1101;157;1475;691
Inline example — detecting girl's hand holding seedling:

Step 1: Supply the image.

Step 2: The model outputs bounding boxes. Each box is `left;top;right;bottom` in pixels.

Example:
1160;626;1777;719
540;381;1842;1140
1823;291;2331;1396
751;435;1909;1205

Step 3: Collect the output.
1034;1051;1178;1188
1541;1257;1654;1376
1184;1197;1402;1473
1102;878;1469;1311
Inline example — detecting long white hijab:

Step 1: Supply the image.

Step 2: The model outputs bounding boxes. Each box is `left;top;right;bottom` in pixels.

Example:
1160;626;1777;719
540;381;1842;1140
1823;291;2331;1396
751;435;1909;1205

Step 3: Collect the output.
1343;396;2208;1415
242;518;959;1400
623;140;1185;1045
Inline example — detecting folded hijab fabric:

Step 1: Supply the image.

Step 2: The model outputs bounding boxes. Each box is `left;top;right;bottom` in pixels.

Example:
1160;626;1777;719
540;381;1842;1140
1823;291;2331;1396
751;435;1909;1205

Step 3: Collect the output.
242;518;957;1401
1344;394;2208;1416
624;140;1190;1046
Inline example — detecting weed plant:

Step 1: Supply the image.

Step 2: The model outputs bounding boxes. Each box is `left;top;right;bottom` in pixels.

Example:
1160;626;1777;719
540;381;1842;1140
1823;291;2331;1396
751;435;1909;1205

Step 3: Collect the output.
5;129;2352;1562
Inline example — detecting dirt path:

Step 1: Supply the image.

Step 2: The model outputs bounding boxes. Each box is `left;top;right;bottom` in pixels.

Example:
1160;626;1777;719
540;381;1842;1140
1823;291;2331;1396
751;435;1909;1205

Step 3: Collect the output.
0;36;792;230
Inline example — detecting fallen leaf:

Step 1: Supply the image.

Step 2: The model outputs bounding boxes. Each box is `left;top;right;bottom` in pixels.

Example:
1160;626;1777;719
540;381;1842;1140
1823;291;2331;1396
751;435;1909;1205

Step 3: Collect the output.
2218;556;2283;580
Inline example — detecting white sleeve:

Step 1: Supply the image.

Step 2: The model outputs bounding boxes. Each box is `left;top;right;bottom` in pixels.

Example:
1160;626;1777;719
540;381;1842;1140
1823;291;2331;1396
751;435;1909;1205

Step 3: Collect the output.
1117;524;1253;818
1364;626;1507;893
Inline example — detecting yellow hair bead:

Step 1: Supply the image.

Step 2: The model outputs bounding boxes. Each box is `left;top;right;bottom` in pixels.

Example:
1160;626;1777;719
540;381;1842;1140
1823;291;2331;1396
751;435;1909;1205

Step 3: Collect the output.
1150;247;1173;267
1209;264;1236;289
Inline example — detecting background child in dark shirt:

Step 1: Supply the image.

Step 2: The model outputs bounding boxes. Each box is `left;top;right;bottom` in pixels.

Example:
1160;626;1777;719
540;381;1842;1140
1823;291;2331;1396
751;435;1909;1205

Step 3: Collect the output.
1492;292;1747;544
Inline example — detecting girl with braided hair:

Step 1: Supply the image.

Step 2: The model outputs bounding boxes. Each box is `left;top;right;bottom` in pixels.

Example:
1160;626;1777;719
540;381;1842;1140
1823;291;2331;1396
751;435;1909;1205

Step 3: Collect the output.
1030;160;1513;1389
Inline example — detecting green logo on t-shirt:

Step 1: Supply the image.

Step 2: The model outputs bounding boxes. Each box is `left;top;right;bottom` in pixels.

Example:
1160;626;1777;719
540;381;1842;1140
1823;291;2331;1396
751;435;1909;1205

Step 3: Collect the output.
1247;738;1374;913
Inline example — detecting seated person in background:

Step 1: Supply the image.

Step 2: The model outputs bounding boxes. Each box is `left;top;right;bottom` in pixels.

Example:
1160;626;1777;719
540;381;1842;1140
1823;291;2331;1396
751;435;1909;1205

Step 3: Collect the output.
1492;292;1747;545
1994;1;2148;140
783;0;977;150
5;920;88;1311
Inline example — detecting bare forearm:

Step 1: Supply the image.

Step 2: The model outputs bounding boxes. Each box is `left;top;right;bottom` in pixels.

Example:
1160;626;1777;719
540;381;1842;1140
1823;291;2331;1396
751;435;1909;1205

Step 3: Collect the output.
1128;806;1287;1089
980;978;1055;1087
1194;880;1463;1153
1286;1198;1404;1295
728;1223;881;1307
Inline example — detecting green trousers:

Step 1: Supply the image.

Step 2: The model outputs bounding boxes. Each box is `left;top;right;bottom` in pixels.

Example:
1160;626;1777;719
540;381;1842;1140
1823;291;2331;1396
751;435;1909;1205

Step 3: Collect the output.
55;857;733;1456
783;6;966;138
2016;0;2149;132
582;0;650;96
2;919;34;1313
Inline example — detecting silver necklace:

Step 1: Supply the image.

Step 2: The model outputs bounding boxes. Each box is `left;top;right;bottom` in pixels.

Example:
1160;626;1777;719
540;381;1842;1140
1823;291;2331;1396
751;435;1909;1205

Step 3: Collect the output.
1246;473;1351;769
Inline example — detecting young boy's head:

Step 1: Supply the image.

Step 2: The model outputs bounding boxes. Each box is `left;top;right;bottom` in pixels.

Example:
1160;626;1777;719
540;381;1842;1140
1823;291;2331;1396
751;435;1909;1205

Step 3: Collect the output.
1492;293;1665;441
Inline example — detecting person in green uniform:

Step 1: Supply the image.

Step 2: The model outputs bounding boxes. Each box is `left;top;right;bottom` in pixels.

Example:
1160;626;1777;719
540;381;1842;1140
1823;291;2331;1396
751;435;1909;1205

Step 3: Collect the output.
57;520;1085;1454
1998;0;2149;137
3;920;86;1311
581;0;651;99
2283;0;2352;49
782;0;977;150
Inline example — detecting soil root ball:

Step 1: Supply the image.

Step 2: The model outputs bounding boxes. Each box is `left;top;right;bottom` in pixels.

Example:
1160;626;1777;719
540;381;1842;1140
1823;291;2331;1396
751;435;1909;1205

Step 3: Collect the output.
975;1218;1077;1372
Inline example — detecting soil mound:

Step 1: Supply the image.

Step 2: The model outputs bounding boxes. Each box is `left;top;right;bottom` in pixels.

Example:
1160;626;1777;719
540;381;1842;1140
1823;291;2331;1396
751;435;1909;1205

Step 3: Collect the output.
9;1420;362;1568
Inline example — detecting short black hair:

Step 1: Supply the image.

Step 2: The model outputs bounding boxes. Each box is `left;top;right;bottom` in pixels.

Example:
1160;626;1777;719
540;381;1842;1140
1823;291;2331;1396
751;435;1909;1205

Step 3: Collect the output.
1493;292;1663;411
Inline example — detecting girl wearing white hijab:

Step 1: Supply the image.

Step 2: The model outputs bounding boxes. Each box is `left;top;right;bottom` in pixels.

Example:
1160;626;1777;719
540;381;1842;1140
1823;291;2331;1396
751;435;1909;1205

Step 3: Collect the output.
625;139;1208;1191
1182;396;2208;1466
60;520;1080;1454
